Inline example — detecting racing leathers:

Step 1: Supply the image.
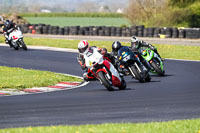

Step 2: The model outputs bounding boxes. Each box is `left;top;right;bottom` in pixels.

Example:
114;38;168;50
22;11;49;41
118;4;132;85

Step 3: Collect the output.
131;40;163;60
77;46;115;81
130;41;163;71
3;22;17;47
111;46;148;76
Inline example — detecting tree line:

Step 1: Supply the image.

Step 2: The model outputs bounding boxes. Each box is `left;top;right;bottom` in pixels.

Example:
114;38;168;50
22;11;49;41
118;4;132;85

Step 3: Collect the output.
125;0;200;27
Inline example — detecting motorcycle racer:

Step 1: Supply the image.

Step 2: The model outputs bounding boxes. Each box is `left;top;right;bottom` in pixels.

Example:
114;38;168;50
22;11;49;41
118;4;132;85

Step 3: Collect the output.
130;36;164;61
111;41;151;75
2;20;18;47
77;40;117;82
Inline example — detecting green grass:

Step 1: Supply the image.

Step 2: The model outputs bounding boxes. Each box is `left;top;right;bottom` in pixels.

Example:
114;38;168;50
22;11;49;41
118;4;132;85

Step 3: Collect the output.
1;119;200;133
24;17;131;27
0;66;82;90
20;12;124;18
0;36;199;61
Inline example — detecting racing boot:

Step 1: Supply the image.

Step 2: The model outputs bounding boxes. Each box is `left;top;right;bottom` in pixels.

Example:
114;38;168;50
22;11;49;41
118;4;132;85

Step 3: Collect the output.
83;73;96;82
5;39;13;48
8;42;13;48
5;39;9;44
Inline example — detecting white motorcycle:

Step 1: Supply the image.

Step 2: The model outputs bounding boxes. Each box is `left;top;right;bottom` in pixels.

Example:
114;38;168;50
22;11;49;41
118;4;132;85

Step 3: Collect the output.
8;28;27;50
84;48;126;91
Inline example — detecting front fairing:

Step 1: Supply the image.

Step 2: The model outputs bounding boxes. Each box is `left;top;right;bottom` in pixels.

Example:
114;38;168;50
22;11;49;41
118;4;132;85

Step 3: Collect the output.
118;46;138;66
85;49;104;69
140;48;154;61
9;30;23;42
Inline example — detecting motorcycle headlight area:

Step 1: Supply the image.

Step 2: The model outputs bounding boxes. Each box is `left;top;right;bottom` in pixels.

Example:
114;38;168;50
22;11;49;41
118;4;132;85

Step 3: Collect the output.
98;56;104;64
142;50;147;56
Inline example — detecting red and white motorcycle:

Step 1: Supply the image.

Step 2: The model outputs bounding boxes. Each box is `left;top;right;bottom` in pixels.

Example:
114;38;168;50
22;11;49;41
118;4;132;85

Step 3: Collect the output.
84;48;126;91
8;28;27;50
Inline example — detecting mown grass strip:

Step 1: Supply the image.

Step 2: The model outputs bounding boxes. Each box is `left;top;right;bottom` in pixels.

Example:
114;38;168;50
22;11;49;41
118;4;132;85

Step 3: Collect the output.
0;66;82;90
0;36;199;61
19;12;124;18
24;17;130;27
0;119;200;133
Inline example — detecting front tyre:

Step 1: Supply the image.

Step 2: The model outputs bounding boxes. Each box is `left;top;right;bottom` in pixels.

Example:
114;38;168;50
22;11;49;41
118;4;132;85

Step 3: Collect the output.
98;71;114;91
11;41;19;50
118;77;126;90
145;74;151;82
19;39;27;51
151;61;165;76
129;65;145;83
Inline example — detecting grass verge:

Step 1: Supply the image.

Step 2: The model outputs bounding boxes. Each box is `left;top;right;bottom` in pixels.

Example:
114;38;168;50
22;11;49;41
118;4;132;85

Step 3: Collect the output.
0;36;199;61
0;119;200;133
0;66;82;90
24;17;130;27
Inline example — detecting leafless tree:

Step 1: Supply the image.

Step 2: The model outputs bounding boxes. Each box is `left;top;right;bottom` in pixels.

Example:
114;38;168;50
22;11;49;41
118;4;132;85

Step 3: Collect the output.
125;0;168;25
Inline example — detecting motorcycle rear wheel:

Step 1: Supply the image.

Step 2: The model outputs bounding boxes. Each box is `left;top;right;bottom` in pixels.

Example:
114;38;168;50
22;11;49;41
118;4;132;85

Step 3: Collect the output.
98;71;114;91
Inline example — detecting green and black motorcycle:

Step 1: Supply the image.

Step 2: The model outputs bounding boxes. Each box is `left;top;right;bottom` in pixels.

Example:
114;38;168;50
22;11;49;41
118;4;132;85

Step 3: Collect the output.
141;48;165;76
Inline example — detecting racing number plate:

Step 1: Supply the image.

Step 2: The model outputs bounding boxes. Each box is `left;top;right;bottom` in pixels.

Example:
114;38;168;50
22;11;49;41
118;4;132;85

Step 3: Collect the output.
123;55;130;62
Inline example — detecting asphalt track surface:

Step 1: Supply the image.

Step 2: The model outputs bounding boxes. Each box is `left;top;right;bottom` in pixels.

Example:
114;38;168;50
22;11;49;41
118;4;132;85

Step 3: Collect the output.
0;46;200;128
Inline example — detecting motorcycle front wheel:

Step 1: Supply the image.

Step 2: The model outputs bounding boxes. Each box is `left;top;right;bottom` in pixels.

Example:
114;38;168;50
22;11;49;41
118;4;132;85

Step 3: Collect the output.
19;39;27;51
118;77;126;90
98;71;114;91
151;61;165;76
11;41;19;50
129;65;145;83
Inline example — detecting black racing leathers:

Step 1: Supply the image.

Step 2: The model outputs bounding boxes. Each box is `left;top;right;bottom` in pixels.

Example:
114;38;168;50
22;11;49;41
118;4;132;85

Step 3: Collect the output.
131;40;162;59
3;23;17;47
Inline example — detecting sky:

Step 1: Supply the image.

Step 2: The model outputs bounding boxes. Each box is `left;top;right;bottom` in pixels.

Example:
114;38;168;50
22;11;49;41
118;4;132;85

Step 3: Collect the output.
0;0;129;12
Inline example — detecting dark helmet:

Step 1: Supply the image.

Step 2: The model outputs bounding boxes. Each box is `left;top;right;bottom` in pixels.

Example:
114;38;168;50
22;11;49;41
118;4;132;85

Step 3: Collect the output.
4;20;11;29
131;36;139;49
112;41;122;55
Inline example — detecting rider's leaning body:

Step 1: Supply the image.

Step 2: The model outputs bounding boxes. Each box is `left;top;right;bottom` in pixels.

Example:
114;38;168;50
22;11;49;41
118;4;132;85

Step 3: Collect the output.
77;40;116;81
130;36;163;61
2;20;17;47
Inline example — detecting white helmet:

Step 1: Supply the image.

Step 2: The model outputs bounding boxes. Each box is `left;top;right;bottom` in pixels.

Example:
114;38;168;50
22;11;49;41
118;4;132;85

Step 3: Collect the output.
78;40;89;55
131;36;139;43
131;36;139;48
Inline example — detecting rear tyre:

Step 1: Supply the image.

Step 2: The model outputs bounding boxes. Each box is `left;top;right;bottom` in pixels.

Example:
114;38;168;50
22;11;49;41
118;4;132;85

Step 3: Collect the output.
151;61;165;76
129;65;145;83
98;71;114;91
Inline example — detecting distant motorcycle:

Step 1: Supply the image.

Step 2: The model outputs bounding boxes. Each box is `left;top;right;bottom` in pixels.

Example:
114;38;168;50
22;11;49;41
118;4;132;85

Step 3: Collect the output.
141;48;165;76
84;48;126;91
8;28;27;50
118;46;151;82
